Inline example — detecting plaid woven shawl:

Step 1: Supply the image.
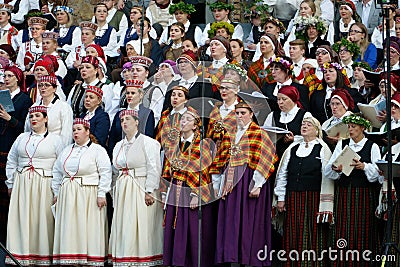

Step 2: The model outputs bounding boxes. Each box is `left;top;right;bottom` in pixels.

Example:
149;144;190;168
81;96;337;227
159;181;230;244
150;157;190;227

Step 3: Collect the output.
206;103;237;143
201;66;224;87
155;110;181;147
303;71;323;96
162;133;213;202
210;122;278;179
248;58;275;90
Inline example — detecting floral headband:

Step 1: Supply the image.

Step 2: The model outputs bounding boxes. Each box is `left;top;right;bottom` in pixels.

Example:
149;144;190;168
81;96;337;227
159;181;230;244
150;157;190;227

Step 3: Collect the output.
262;16;286;33
223;63;247;80
294;16;327;41
342;114;371;129
323;62;343;71
270;57;293;70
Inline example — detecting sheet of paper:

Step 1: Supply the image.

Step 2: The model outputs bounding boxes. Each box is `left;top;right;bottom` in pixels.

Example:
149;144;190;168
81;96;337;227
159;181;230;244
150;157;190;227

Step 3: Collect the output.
333;145;361;176
357;103;382;128
325;121;349;138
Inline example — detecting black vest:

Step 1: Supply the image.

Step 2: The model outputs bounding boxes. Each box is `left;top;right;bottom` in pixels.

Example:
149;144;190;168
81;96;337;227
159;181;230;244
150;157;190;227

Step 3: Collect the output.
273;109;306;135
338;139;379;187
273;108;306;156
287;143;323;191
251;25;262;44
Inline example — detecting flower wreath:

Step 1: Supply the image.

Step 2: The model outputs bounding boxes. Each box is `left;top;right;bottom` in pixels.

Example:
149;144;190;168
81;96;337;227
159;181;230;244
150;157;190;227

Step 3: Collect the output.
342;114;371;129
270;57;293;70
323;62;351;87
294;16;327;41
169;2;196;15
208;1;234;11
352;61;372;71
323;62;343;71
332;38;361;60
208;21;235;38
262;16;286;33
223;63;247;80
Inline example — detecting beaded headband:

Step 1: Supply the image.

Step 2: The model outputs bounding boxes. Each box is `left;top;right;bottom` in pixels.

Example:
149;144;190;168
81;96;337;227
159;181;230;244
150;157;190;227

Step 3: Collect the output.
125;79;144;88
29;105;47;114
120;109;138;119
73;118;90;128
39;75;57;85
54;6;74;14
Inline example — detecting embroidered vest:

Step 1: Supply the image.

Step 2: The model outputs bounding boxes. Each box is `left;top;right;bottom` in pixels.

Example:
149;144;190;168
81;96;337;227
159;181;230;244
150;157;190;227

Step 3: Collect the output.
95;26;114;47
55;25;77;47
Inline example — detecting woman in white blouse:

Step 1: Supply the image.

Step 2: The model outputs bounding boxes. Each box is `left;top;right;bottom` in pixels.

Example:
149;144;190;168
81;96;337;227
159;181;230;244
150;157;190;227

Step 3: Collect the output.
25;75;73;146
321;88;353;149
380;92;400;132
93;3;118;60
324;114;382;263
53;6;81;56
274;115;333;266
6;106;63;265
206;78;238;147
52;118;112;266
264;85;311;156
109;109;163;266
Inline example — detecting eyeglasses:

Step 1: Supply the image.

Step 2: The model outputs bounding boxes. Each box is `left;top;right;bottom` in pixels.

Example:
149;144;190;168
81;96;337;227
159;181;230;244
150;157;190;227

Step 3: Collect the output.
29;27;43;32
339;48;349;53
349;29;363;34
219;86;235;91
315;51;328;56
38;83;53;88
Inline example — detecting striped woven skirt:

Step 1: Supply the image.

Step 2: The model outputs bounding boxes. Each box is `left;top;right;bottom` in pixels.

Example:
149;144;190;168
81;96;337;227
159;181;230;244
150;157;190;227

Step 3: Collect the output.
332;185;383;267
283;191;330;267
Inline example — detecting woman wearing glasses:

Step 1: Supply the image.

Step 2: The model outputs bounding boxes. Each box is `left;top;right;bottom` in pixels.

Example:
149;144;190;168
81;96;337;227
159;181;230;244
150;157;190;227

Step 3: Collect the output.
332;38;360;80
25;75;73;146
348;22;377;69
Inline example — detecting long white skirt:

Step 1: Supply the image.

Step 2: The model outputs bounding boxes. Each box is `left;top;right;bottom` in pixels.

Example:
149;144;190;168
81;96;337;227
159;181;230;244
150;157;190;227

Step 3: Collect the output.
6;170;54;266
108;175;163;266
53;179;108;266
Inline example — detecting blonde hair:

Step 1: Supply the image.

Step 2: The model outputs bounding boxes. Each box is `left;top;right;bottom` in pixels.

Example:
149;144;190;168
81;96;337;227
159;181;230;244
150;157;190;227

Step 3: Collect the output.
350;22;369;60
